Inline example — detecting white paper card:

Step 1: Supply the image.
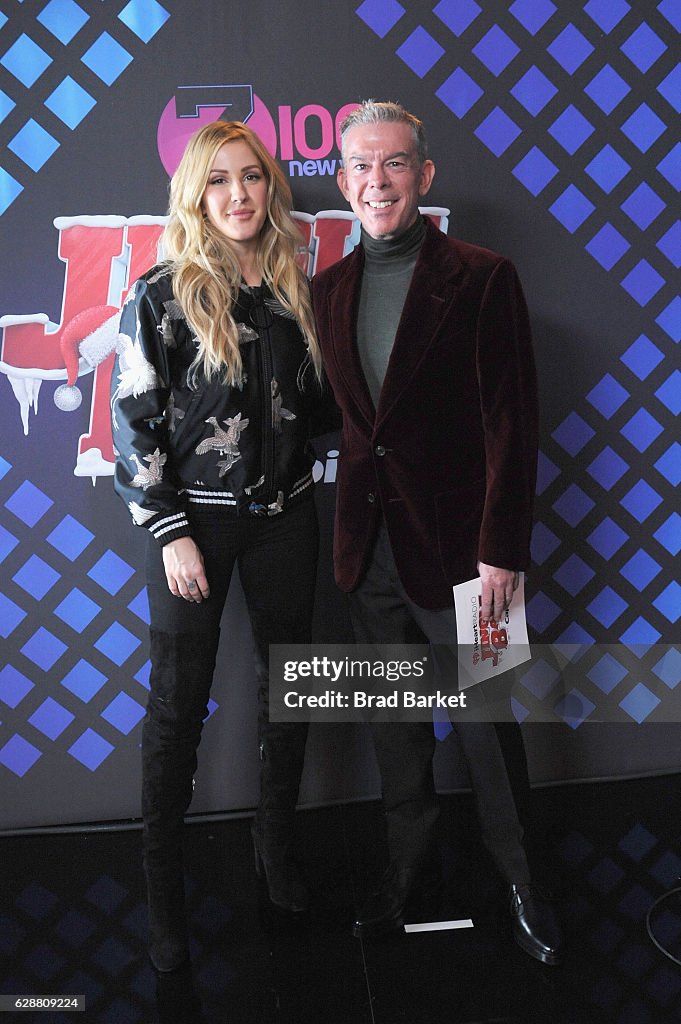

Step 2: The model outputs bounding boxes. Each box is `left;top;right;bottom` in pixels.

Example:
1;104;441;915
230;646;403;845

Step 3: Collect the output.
453;574;531;689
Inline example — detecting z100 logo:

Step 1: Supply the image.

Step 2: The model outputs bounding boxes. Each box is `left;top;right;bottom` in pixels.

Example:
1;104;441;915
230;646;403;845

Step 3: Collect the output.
157;84;358;179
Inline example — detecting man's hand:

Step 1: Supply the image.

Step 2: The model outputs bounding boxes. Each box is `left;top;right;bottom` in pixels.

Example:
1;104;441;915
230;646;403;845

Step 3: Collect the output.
478;562;519;622
163;537;210;603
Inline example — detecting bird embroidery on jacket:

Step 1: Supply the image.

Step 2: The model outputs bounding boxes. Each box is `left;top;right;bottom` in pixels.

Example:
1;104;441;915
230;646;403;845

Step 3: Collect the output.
195;413;250;476
129;448;167;489
111;330;161;427
271;379;296;434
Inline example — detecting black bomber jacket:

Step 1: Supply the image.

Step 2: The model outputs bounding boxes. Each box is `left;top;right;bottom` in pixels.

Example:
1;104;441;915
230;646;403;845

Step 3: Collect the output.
111;265;329;545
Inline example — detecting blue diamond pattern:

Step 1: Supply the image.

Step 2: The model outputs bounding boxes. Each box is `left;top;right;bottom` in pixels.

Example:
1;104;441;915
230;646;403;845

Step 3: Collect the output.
621;104;666;153
475;107;521;156
21;628;68;671
656;296;681;341
586;145;631;193
618;335;659;380
653;648;681;689
37;0;89;44
28;698;75;741
621;184;665;230
587;586;627;627
0;89;16;123
511;65;557;115
548;24;594;74
54;589;101;632
619;822;657;860
509;0;556;35
46;515;94;560
536;450;561;492
434;0;481;36
654;513;680;555
87;550;135;595
0;167;25;212
586;223;630;270
0;34;52;87
553;484;595;526
45;77;96;130
118;0;170;43
356;0;405;37
0;524;18;562
620;408;663;452
588;653;628;694
650;851;681;888
549;184;594;232
94;622;141;665
13;555;60;600
621;480;662;522
436;68;483;118
60;659;107;703
620;549;662;589
555;688;596;729
81;32;133;85
586;373;629;418
653;581;681;623
396;27;444;77
101;692;145;735
135;660;151;690
621;23;667;72
620;617;661;645
553;554;595;596
588;517;629;559
531;521;561;563
655;444;681;486
658;64;681;114
589;857;625;894
68;729;113;771
659;0;681;30
8;119;60;172
658;142;681;190
519;658;561;699
584;0;630;33
0;665;34;708
127;588;150;624
549;104;594;154
473;26;520;76
620;260;665;305
619;683;660;723
0;735;42;777
552;411;595;455
587;446;629;489
657;221;681;268
0;593;27;638
512;146;558;195
585;64;631;114
526;591;561;631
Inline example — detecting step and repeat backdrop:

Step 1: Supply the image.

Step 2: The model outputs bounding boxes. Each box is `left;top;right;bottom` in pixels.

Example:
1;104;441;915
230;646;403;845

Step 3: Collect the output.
0;0;679;829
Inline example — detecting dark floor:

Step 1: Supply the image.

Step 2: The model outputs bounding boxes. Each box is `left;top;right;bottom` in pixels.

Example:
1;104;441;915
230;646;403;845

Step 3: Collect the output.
2;775;681;1024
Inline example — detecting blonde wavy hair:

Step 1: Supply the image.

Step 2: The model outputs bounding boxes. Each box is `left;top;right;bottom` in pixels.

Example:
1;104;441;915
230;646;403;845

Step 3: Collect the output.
162;120;320;386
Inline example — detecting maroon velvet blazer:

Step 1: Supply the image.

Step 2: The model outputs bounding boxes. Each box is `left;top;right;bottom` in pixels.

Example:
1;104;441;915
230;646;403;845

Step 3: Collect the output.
311;217;538;610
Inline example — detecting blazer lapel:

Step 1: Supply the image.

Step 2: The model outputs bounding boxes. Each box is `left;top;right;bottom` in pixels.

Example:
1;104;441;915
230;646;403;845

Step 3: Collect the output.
326;248;376;428
375;221;463;429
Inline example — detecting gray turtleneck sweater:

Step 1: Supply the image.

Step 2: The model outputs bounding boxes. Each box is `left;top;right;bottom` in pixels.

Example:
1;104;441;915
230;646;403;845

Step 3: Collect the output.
357;216;426;408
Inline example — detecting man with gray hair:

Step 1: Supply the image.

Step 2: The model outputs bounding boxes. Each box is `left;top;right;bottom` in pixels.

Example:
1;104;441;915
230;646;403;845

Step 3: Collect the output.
312;99;562;965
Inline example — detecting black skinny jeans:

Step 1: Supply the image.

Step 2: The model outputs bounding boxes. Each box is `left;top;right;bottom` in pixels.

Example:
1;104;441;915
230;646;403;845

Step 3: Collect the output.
142;498;318;892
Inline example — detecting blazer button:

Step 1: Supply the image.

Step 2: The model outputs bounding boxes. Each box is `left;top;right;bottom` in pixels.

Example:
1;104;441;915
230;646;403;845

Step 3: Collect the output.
368;491;377;503
375;445;386;457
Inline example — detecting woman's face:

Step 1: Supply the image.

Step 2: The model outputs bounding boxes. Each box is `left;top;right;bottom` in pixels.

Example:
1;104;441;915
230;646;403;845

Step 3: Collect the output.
201;139;268;257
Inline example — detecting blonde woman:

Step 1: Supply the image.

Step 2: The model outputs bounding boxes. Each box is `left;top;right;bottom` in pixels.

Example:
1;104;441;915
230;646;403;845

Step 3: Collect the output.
112;121;329;972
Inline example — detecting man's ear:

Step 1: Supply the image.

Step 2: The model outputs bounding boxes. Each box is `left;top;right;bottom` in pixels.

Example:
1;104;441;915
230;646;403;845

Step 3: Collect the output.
418;159;436;197
337;166;350;201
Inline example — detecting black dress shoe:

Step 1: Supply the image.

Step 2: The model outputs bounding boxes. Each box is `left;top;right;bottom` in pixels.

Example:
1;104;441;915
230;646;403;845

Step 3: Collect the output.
352;867;413;938
509;883;563;966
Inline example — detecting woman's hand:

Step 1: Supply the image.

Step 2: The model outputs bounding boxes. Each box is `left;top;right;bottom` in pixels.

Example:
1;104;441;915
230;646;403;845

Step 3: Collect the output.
163;537;210;602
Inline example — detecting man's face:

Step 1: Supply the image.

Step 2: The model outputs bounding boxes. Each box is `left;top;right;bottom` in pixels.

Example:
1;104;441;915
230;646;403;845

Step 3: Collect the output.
337;121;435;240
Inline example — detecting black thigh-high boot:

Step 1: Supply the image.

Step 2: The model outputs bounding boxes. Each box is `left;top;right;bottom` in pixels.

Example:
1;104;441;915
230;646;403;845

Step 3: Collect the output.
142;628;218;970
251;717;310;913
